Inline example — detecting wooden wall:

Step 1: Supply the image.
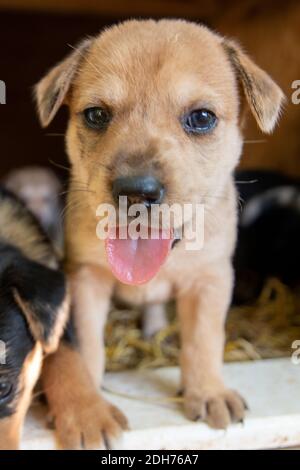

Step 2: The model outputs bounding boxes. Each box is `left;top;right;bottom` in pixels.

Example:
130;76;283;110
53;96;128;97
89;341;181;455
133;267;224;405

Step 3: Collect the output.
0;2;299;179
0;0;220;19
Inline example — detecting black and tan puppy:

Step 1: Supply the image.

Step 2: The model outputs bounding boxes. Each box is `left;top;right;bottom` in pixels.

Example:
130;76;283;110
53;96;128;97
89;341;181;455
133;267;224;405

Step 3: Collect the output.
0;187;69;449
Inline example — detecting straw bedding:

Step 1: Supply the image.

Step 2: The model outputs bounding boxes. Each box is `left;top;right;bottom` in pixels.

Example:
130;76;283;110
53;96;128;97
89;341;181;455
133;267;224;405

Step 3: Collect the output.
105;278;300;371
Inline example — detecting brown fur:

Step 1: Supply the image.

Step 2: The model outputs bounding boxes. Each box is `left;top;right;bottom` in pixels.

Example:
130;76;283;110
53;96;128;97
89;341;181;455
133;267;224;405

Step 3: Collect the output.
36;19;283;440
42;343;128;450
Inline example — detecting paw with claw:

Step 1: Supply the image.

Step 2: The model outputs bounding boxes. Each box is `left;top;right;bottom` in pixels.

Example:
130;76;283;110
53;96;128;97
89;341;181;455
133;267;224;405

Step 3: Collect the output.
51;394;128;450
184;386;247;429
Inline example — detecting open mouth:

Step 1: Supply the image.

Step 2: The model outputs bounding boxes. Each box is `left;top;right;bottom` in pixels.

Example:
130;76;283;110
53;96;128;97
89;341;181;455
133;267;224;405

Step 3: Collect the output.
105;226;174;285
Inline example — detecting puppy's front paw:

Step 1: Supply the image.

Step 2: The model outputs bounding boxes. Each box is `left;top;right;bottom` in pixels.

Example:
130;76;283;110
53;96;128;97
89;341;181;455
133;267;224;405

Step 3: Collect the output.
53;395;128;450
184;387;247;429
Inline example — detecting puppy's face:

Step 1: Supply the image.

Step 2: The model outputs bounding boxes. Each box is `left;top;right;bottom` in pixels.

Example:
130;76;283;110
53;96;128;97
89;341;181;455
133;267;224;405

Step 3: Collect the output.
36;20;283;219
0;253;69;449
68;22;243;213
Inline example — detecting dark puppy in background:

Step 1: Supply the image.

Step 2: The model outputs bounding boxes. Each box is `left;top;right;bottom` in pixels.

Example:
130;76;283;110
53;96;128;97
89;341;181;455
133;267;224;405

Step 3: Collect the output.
0;187;69;449
3;167;64;252
234;170;300;304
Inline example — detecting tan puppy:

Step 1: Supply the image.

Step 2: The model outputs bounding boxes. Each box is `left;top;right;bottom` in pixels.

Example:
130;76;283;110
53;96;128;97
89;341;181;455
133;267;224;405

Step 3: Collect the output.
35;19;283;446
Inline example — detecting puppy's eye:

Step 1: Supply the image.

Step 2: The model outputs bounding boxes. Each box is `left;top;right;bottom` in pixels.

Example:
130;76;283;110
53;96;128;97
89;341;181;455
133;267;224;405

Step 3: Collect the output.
0;380;13;403
83;107;111;130
183;109;217;134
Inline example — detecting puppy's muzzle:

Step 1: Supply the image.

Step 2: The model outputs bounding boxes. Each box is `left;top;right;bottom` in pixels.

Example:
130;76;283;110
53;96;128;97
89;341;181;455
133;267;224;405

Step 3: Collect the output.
112;175;165;208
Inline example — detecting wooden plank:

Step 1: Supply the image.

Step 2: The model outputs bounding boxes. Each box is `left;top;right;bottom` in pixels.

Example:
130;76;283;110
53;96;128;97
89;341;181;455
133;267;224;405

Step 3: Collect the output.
22;359;300;450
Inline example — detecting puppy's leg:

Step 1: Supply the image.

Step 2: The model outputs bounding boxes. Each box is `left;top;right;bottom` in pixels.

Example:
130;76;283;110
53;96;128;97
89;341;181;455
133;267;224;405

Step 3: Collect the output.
142;303;168;338
0;419;19;450
42;340;128;450
177;262;246;429
70;264;113;388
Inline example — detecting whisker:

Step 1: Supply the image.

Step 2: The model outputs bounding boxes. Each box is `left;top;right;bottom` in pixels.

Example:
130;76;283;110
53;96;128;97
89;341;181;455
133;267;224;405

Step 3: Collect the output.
68;42;103;78
60;198;86;221
59;184;90;193
93;161;113;172
48;159;71;173
59;188;95;197
67;180;89;187
235;179;258;184
238;196;245;211
244;139;267;144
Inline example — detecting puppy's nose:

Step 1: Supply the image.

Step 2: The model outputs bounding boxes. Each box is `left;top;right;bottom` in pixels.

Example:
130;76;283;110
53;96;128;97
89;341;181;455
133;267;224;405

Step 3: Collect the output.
112;175;164;207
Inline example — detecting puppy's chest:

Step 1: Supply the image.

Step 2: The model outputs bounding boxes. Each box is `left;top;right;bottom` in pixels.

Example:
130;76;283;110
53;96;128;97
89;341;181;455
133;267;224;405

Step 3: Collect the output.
114;277;173;306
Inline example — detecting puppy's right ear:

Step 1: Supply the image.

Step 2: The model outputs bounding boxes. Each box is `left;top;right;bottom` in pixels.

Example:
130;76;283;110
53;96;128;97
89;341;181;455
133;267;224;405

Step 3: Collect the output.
223;39;285;134
34;38;92;127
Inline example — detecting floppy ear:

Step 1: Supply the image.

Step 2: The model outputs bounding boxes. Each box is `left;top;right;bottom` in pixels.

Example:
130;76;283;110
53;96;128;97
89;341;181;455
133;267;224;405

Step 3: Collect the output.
223;39;285;133
7;259;69;354
34;38;92;127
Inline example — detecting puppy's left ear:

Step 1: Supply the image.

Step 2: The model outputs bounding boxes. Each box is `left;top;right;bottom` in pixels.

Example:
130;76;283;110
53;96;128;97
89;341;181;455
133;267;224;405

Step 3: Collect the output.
8;259;69;354
223;39;285;133
35;38;92;127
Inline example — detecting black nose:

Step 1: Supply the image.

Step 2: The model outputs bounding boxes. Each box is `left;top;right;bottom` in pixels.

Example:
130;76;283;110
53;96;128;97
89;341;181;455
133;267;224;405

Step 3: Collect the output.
112;175;164;207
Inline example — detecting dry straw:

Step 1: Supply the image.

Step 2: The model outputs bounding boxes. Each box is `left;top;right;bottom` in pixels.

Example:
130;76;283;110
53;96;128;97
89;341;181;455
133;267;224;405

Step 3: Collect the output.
105;278;300;371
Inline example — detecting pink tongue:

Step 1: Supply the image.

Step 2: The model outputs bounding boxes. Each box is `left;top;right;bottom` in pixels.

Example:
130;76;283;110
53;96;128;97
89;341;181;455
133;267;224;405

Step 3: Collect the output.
105;228;173;285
